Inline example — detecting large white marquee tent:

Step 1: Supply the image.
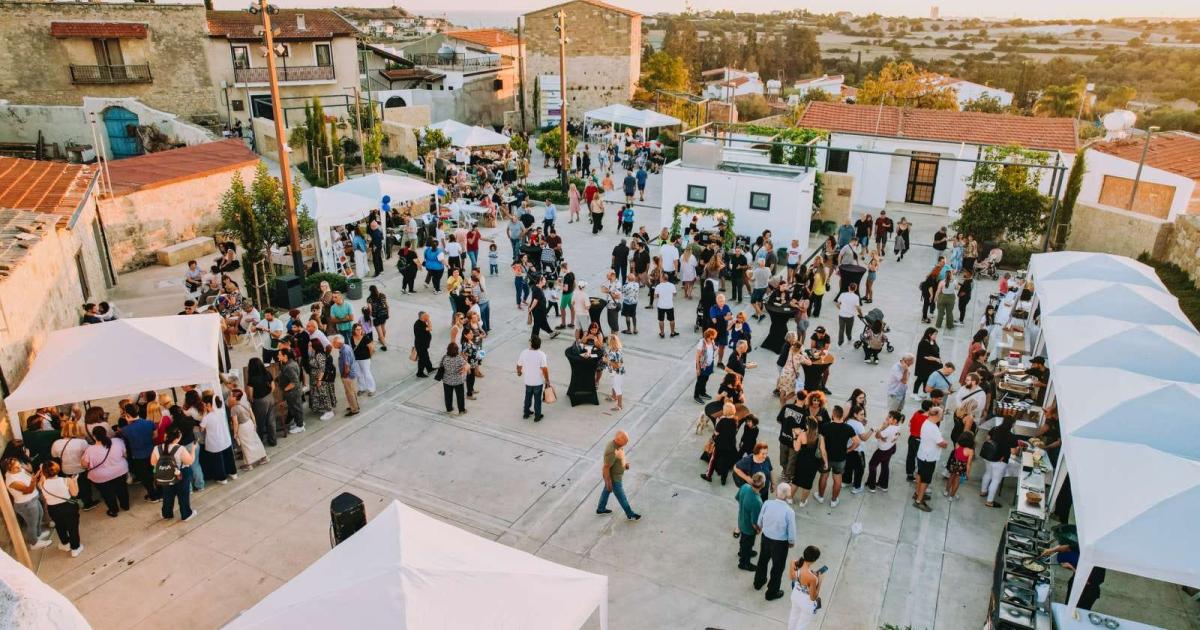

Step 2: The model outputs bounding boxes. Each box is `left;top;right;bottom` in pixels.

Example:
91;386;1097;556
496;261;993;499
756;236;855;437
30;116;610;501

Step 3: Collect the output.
4;316;222;437
583;104;682;137
224;500;608;630
1028;253;1200;614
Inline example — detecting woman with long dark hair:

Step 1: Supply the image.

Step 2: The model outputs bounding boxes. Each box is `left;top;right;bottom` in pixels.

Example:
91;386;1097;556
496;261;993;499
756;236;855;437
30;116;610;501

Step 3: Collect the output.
81;426;129;517
308;338;337;421
198;393;237;484
913;327;942;396
39;460;82;556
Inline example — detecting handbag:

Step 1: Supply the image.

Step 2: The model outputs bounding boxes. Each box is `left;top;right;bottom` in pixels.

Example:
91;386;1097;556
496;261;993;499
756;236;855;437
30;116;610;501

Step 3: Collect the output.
434;364;445;381
472;366;484;378
542;385;557;404
409;347;418;362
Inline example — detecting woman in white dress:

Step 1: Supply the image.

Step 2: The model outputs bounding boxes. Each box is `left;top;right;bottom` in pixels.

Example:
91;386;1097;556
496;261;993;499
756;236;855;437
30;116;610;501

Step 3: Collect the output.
679;249;698;300
788;545;823;630
229;389;268;468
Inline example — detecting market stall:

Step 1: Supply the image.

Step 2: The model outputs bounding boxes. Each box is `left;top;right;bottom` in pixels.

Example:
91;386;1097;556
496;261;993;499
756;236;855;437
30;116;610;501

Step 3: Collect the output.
224;500;609;630
1020;252;1200;619
300;187;380;276
582;104;682;140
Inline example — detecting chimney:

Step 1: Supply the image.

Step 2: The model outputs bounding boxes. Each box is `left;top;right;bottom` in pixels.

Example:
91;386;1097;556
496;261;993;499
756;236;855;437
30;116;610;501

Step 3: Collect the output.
296;14;306;31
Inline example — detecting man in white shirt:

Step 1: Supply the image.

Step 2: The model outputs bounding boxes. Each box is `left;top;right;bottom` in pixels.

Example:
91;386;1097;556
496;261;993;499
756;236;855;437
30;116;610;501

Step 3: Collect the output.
255;308;287;364
516;336;550;422
659;237;680;282
844;413;874;495
914;406;947;512
835;283;863;346
786;239;803;281
199;393;237;484
654;279;678;338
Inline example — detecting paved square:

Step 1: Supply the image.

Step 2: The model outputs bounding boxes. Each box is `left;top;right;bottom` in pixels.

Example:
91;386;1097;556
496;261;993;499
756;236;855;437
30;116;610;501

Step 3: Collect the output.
38;163;1199;630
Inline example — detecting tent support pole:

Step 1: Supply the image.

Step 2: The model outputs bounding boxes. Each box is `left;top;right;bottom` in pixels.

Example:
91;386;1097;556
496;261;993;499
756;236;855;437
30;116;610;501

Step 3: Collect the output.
1064;558;1094;616
0;483;32;569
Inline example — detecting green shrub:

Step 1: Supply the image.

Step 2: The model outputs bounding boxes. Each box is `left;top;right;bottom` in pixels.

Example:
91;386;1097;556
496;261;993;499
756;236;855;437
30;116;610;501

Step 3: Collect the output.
997;242;1035;270
302;271;347;302
1137;254;1200;329
381;155;425;177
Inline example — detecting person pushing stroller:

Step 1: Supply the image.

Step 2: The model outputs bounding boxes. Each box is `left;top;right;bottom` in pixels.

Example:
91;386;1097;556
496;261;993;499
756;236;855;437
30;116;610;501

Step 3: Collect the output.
854;308;893;364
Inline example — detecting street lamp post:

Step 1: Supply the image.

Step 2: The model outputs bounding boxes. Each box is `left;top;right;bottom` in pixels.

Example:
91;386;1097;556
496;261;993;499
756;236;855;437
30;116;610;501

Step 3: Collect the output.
251;0;304;279
555;10;569;193
1127;125;1161;212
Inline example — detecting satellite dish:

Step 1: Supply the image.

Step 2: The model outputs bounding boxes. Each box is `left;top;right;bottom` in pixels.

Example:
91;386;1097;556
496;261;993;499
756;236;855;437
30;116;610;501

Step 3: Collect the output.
1102;110;1137;141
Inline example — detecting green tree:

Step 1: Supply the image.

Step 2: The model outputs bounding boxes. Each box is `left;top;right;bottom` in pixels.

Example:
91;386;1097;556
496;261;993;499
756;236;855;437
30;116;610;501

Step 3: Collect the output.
362;122;384;170
962;94;1007;113
638;51;690;98
509;133;530;158
535;127;578;165
1034;84;1080;117
735;94;771;121
415;127;451;160
1101;85;1136;110
662;18;701;76
784;26;822;81
220;166;313;303
1053;149;1086;249
859;61;959;110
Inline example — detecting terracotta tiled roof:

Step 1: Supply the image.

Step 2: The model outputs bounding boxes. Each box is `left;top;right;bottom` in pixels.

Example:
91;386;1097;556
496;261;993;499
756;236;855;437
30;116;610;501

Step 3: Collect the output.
0;210;57;277
0;158;97;228
525;0;640;19
207;9;357;41
1091;132;1200;181
50;21;148;39
798;101;1078;152
446;29;519;49
105;140;260;197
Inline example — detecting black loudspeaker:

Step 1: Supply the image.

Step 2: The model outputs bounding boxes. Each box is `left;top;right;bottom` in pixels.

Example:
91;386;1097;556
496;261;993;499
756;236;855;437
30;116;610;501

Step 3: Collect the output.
329;492;366;547
271;274;303;309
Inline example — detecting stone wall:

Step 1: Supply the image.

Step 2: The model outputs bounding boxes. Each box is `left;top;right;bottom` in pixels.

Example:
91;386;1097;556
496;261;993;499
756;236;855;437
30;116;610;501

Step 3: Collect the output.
0;201;109;441
1066;201;1173;259
1161;215;1200;286
99;163;260;272
0;3;217;121
815;172;853;224
521;1;640;125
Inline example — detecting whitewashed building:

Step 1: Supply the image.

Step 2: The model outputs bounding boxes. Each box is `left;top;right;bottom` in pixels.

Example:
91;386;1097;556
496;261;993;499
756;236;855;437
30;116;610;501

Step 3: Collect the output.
661;139;815;246
1081;131;1200;221
701;68;764;100
798;102;1077;216
930;74;1014;108
793;74;844;100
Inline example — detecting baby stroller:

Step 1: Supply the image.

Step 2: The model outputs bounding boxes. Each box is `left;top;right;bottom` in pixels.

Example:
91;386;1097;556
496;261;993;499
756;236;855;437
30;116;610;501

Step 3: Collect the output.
695;278;717;333
974;247;1003;280
854;308;894;364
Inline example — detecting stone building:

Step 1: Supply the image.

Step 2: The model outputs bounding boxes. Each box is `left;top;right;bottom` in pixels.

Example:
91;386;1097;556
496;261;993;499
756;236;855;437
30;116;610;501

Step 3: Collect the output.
0;159;113;440
0;2;218;123
205;9;363;133
521;0;641;129
98;139;260;272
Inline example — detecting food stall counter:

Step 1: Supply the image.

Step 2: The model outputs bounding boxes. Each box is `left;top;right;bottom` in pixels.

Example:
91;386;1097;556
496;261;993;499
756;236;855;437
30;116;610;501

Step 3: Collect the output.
1050;604;1165;630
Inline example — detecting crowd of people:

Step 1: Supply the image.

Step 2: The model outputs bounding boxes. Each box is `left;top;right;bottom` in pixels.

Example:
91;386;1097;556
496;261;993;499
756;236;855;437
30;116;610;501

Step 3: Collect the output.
19;133;1054;629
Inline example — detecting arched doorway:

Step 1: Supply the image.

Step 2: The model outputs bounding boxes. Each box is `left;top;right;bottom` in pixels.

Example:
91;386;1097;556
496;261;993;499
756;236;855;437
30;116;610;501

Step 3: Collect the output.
103;106;142;158
385;96;407;108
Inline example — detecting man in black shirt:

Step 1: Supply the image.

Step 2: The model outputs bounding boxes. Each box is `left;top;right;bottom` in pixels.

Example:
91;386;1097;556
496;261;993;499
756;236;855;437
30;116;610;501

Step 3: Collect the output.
612;239;630;283
633;241;651;284
776;402;805;485
528;275;558;340
817;410;858;508
728;247;749;303
1027;356;1050;404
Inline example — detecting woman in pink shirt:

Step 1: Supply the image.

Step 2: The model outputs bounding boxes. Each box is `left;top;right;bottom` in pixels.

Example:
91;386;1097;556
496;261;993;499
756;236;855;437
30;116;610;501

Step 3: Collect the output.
81;427;130;517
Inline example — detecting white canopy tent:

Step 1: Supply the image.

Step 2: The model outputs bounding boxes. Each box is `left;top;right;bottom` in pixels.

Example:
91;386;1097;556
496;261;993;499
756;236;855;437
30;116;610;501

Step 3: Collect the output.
0;549;92;629
329;173;439;208
583;104;682;137
3;316;222;438
1033;280;1195;332
1028;251;1167;292
425;120;510;148
300;187;380;273
224;500;608;630
1028;252;1200;615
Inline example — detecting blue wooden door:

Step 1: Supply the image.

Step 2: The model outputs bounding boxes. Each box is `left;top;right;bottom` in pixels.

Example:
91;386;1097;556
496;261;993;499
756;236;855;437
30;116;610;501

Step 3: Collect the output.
103;106;142;158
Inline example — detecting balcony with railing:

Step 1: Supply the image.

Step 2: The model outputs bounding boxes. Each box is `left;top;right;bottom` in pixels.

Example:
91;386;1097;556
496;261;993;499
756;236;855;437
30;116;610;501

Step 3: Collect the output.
69;64;153;85
234;64;336;84
407;52;501;72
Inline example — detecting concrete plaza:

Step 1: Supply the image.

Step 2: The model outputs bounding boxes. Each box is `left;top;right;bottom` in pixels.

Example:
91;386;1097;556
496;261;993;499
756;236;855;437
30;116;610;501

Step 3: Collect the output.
29;164;1199;630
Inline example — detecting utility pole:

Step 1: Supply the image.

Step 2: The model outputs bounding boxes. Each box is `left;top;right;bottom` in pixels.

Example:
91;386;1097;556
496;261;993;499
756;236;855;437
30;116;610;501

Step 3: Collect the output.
555;10;569;193
253;0;304;279
346;86;366;176
1128;126;1161;211
517;17;528;133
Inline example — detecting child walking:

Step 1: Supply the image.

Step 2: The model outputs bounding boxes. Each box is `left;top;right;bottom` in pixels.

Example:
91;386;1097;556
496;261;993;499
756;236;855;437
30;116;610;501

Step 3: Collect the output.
488;243;499;276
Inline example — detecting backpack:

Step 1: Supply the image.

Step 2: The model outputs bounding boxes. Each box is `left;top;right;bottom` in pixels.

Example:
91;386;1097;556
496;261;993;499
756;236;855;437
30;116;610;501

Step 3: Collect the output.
979;438;999;463
154;444;182;486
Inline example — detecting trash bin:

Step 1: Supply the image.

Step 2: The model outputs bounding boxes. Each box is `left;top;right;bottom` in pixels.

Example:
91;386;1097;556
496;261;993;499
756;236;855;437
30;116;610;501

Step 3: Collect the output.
346;277;363;300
